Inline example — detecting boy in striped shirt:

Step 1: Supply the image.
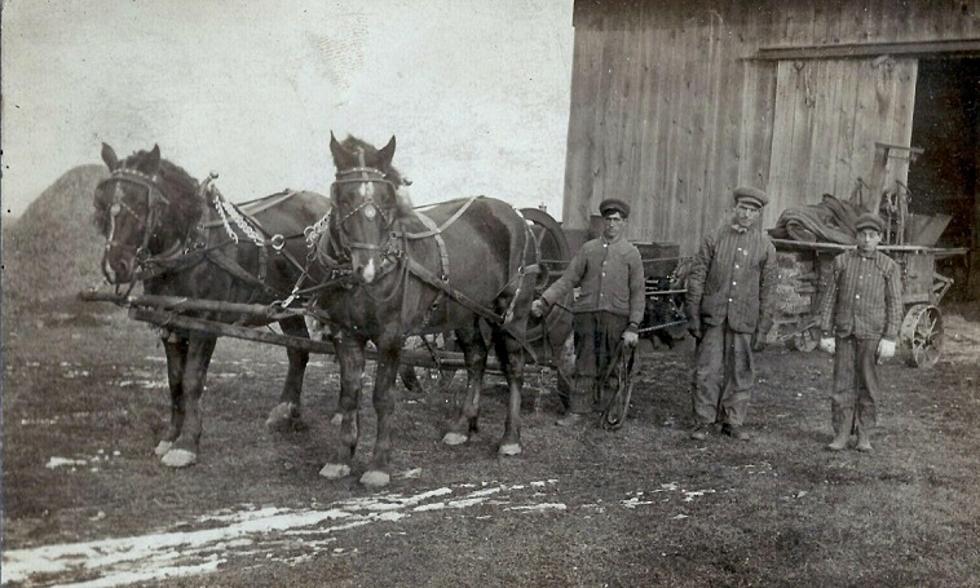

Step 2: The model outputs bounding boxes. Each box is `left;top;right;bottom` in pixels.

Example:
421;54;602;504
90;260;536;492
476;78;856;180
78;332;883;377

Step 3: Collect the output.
818;213;903;452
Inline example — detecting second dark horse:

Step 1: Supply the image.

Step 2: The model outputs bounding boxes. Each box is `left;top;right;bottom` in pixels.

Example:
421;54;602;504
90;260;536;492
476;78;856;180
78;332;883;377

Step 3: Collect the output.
314;134;540;488
95;144;332;467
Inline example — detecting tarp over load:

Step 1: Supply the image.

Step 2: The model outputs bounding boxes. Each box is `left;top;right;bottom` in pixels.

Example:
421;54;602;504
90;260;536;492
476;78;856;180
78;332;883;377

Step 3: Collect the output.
768;193;867;245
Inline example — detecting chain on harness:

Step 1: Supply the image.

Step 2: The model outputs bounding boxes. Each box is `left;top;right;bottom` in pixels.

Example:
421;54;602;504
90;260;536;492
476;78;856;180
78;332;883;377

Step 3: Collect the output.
199;172;285;252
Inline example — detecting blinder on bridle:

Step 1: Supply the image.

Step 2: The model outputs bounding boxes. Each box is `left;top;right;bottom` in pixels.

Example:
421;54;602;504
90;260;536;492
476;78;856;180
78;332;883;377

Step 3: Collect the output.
97;167;171;285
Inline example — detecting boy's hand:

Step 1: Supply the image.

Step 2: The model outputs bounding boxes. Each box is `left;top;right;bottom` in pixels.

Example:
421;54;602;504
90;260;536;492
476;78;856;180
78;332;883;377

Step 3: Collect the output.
818;337;836;355
877;339;896;360
622;330;639;348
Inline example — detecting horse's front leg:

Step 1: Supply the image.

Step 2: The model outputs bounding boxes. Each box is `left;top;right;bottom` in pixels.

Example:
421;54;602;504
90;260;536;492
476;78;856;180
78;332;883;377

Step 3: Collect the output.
318;333;365;480
443;322;487;446
493;328;526;456
156;334;188;458
361;335;402;488
265;316;310;432
161;334;217;468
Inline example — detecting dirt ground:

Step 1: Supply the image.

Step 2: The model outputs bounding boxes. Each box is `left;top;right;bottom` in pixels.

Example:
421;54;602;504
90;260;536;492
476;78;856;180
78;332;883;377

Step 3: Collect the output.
2;297;979;587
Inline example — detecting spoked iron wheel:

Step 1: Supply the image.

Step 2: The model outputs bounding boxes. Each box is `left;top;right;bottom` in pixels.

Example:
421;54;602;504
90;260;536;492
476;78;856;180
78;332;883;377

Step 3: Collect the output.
899;304;943;368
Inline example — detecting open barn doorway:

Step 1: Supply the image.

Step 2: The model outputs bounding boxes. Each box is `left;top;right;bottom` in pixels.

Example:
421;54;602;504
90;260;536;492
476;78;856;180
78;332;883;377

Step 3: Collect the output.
908;57;980;300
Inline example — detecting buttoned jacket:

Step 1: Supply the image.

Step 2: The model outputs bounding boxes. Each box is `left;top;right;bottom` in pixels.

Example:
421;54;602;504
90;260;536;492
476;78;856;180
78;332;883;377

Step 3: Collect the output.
541;236;645;325
685;224;777;334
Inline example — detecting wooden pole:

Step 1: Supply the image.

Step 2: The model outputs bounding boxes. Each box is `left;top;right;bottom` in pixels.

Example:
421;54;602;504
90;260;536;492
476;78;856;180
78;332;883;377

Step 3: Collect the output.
128;308;550;374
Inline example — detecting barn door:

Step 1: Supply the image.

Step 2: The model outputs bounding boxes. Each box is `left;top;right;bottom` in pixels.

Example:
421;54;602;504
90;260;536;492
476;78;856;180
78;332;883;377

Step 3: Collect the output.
766;57;918;221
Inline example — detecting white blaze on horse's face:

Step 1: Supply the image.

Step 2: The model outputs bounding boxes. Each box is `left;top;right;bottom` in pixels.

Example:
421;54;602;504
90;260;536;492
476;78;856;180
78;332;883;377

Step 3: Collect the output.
359;182;377;220
361;256;377;283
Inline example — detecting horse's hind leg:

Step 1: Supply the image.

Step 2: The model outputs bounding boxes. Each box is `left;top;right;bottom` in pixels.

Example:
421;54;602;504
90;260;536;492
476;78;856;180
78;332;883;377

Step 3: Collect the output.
161;334;217;468
319;333;364;481
493;328;525;457
443;321;487;446
361;336;402;488
266;316;310;432
157;334;189;457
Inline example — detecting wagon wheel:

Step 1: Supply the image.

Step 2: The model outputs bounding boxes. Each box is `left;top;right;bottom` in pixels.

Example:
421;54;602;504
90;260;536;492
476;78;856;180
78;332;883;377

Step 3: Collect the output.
520;208;572;361
899;304;943;368
521;207;570;288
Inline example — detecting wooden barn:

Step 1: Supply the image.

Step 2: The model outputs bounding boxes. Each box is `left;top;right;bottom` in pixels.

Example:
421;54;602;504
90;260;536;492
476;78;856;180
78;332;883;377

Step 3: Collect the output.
562;0;980;296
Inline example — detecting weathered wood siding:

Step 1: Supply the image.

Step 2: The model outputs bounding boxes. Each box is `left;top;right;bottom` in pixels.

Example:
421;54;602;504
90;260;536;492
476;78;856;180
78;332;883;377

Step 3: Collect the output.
565;0;980;253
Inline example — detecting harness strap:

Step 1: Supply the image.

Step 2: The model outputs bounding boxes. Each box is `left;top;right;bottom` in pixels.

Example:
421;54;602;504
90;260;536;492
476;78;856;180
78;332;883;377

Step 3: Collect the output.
206;249;279;296
397;196;480;240
406;258;504;325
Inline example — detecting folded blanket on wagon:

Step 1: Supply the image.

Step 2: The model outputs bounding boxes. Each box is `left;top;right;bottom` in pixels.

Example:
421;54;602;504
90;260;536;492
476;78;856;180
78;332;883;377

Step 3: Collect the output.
769;193;869;245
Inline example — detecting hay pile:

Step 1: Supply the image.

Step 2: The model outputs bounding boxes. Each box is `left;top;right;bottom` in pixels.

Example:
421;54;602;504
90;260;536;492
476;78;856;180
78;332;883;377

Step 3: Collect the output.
3;165;109;307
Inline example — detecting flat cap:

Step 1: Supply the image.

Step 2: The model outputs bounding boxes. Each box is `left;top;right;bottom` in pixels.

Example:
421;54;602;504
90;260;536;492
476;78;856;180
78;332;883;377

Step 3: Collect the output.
599;198;630;218
855;213;884;233
732;186;768;208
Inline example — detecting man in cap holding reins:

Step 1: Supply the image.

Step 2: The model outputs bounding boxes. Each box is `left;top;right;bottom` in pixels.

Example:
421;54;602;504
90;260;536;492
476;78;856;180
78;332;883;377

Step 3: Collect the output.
818;213;901;452
531;198;645;427
686;186;777;441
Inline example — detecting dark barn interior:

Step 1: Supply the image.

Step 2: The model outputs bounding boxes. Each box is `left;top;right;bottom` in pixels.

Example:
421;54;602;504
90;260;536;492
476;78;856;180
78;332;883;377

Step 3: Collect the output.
909;57;980;298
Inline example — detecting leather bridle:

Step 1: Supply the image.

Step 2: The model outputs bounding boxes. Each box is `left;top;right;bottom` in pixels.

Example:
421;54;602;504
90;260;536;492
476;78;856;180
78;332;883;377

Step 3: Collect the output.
327;158;401;268
97;168;172;286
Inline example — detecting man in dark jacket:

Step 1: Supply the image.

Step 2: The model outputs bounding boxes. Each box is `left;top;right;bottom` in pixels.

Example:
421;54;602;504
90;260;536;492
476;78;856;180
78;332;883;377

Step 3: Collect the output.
531;198;645;426
686;186;777;441
818;213;902;452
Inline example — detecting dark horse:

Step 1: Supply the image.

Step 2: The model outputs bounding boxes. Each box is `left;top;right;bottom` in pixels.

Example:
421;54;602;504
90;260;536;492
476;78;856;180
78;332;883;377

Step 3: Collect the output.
94;143;332;467
313;134;539;488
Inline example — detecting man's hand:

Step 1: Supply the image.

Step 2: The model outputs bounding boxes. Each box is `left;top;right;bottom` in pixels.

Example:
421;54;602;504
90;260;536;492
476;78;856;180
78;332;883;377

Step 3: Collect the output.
687;317;702;341
530;298;547;318
751;331;766;352
622;330;639;348
877;338;896;360
818;337;836;355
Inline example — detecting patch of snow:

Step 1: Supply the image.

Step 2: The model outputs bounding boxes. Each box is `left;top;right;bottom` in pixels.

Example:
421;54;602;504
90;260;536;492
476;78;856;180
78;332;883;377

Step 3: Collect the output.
45;457;88;469
506;503;567;512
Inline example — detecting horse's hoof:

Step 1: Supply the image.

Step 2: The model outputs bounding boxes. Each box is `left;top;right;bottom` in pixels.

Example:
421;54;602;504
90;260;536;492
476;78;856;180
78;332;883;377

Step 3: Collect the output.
161;448;197;468
153;440;173;457
442;432;468;446
330;412;344;427
360;470;391;488
318;463;351;479
498;443;523;456
265;402;303;432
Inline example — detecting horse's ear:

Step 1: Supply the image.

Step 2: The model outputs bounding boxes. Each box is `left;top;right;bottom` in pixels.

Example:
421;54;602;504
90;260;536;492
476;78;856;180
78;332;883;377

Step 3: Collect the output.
139;144;162;175
329;132;355;170
377;135;396;170
101;142;120;171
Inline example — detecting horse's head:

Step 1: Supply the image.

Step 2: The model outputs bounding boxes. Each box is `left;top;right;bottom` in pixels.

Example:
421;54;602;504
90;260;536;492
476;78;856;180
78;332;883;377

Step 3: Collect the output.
94;143;200;284
325;133;410;284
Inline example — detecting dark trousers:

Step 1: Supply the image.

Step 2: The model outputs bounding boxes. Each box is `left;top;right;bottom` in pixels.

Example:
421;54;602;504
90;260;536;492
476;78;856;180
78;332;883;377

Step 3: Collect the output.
692;323;754;426
562;311;628;414
831;336;880;434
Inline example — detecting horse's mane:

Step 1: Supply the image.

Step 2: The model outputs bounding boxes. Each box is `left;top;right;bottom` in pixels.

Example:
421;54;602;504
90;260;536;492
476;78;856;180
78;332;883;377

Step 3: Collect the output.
124;149;203;232
339;135;405;187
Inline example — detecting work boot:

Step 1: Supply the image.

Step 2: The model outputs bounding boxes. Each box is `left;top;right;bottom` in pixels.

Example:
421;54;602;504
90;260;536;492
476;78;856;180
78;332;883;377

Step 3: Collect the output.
826;409;852;451
722;423;750;441
689;423;710;440
555;413;585;427
855;425;872;452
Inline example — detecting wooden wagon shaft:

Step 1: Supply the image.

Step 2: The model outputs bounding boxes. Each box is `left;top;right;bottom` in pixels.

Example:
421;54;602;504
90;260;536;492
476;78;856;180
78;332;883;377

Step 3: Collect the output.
80;291;301;321
128;307;550;374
